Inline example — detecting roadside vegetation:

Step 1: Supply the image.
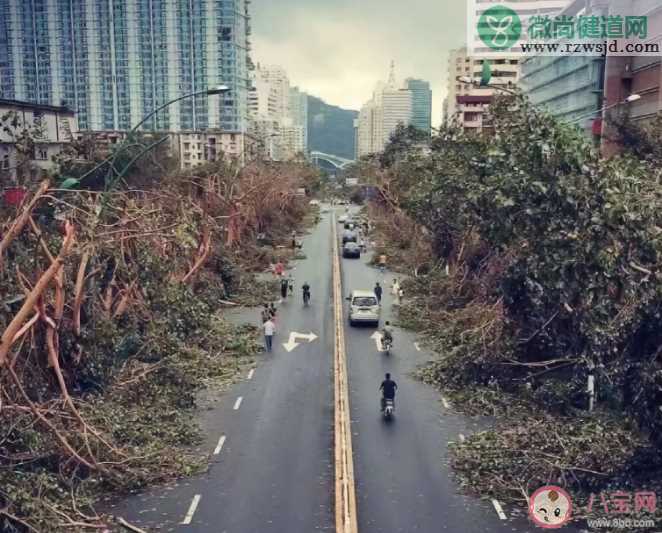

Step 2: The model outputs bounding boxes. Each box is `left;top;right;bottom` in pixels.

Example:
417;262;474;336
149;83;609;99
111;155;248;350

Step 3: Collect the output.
0;134;321;531
359;100;662;517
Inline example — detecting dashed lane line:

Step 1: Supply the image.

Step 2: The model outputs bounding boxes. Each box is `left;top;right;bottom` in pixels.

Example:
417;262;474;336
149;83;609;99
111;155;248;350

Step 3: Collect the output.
492;498;507;520
459;433;466;443
247;368;255;380
181;494;201;525
233;396;243;410
414;342;421;351
213;435;226;456
441;396;451;409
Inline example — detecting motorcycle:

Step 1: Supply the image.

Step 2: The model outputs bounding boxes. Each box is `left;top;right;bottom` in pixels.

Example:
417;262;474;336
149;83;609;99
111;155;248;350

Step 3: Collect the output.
381;334;393;355
383;398;395;420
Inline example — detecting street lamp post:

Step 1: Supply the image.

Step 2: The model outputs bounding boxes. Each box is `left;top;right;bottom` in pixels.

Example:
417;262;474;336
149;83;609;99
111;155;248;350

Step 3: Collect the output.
569;93;641;125
72;85;230;190
455;75;519;96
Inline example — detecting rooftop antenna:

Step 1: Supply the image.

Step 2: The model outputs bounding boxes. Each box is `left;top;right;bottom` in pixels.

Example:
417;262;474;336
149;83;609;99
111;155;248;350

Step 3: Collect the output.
387;60;396;87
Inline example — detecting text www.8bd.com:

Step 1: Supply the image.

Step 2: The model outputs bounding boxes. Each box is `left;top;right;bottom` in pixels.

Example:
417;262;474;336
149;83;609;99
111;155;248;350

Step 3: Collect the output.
587;517;657;529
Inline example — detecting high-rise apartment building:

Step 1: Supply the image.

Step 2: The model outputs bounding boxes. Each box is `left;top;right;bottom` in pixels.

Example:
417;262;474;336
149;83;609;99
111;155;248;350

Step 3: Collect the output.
289;86;308;152
444;47;520;131
0;0;252;133
405;79;432;134
357;63;417;156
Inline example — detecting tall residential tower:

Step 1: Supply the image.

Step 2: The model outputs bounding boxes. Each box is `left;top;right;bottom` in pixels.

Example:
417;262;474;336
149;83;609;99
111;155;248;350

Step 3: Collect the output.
0;0;252;133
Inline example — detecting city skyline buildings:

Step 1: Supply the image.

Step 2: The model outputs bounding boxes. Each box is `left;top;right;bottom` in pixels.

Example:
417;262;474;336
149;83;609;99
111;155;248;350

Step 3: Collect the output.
0;0;252;133
357;62;431;157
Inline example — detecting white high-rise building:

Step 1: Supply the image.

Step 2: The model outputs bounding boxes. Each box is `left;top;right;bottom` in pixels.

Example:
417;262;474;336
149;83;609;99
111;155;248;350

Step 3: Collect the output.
289;86;308;154
357;62;413;156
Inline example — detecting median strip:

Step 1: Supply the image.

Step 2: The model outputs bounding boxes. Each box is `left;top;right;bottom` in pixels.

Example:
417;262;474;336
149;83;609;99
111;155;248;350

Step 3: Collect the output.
332;214;359;533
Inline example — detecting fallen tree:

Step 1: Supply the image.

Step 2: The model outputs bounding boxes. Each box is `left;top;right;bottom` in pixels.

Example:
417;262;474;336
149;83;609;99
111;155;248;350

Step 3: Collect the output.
0;158;320;530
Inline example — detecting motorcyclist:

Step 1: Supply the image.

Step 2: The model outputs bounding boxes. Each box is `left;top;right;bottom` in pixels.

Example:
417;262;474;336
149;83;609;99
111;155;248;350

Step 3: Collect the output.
380;372;398;411
302;282;311;304
381;321;393;349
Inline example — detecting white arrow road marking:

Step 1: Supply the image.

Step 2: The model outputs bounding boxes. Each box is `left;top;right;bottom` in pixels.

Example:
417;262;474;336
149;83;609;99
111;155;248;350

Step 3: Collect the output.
492;499;507;520
414;342;421;351
181;494;201;524
370;331;384;351
283;331;318;352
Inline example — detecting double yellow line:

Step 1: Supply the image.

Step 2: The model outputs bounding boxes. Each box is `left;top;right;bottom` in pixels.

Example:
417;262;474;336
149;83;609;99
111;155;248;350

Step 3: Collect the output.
332;214;358;533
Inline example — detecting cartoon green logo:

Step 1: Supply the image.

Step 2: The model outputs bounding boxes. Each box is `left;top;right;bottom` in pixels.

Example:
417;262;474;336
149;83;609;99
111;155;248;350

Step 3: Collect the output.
478;5;522;50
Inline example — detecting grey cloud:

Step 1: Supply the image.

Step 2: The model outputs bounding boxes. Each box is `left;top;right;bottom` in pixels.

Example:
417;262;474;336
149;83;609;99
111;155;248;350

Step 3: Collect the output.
251;0;467;124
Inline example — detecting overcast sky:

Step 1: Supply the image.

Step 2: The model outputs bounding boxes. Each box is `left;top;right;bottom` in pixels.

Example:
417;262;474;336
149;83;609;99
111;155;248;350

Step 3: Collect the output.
251;0;467;125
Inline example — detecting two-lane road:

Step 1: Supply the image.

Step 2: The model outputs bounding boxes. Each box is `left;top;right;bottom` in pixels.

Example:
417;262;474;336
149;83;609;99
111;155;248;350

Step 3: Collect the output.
110;206;551;532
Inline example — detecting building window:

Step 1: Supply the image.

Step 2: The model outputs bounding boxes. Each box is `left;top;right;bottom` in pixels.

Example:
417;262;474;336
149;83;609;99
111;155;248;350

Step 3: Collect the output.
2;154;9;170
37;148;48;160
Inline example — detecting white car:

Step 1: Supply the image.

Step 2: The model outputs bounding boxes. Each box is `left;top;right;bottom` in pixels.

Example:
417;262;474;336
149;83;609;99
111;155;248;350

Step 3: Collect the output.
347;290;380;327
338;214;348;223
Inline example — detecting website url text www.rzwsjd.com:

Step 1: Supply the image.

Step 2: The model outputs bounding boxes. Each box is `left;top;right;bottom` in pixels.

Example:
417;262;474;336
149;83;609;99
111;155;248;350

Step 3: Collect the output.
586;517;657;529
521;40;660;54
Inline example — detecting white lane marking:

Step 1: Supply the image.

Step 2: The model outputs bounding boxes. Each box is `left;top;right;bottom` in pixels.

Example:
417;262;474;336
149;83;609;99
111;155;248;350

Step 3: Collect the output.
414;342;421;351
233;396;243;410
459;433;466;443
213;435;226;455
492;499;507;520
441;396;451;409
181;494;201;525
247;368;255;380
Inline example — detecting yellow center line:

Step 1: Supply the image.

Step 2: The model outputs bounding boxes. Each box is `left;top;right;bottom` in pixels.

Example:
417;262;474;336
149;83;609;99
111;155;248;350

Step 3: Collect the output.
332;212;358;533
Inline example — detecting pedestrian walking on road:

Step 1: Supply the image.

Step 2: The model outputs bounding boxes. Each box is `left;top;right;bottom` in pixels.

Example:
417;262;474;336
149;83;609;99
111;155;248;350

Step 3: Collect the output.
269;302;277;321
374;282;383;304
280;277;289;299
263;318;275;352
396;287;404;305
391;279;400;297
261;303;270;323
291;230;297;250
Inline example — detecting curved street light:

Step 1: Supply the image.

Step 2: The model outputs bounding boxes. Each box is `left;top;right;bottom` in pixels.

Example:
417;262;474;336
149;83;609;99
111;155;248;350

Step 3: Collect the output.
74;85;231;190
569;93;641;125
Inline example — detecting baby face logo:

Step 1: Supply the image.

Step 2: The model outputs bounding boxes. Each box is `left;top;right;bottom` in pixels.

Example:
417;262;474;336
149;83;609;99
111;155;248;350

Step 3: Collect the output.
478;5;522;50
529;486;573;528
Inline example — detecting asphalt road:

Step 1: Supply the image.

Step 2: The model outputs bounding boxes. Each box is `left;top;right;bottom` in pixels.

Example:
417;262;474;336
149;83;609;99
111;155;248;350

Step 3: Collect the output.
108;205;581;533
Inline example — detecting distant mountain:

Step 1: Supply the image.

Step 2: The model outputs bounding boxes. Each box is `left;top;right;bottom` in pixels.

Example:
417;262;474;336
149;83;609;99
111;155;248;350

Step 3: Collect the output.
307;95;358;161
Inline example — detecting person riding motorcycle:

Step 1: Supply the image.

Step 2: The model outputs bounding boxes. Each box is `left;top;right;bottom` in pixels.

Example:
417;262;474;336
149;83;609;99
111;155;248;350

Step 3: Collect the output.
381;321;393;350
380;372;398;411
302;282;311;304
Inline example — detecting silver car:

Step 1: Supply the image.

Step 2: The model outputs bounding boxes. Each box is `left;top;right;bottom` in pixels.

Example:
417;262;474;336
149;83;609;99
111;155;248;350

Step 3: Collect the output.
347;290;380;327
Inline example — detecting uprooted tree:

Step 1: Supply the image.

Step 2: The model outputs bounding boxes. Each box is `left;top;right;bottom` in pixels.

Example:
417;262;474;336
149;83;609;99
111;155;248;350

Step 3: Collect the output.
0;155;319;530
368;95;662;496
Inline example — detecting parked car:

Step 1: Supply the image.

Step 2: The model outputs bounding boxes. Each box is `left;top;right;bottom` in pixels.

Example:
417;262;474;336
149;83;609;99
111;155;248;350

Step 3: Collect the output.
346;290;380;326
338;214;348;224
344;221;355;230
342;230;357;244
342;242;361;259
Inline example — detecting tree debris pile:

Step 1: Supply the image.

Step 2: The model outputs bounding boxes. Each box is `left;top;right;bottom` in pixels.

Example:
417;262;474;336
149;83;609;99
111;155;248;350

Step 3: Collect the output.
0;159;316;531
361;101;662;503
450;413;657;507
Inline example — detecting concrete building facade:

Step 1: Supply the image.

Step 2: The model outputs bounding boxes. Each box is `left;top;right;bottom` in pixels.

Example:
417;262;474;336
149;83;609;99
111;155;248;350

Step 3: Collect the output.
0;98;77;183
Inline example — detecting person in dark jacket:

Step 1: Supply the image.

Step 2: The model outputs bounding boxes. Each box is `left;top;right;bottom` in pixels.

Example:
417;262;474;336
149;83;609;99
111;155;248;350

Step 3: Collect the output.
374;282;383;304
380;373;398;411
